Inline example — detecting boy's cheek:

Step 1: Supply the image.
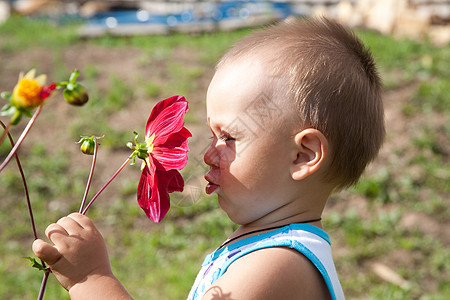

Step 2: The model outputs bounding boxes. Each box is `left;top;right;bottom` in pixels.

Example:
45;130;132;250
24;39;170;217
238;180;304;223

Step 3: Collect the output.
218;150;236;167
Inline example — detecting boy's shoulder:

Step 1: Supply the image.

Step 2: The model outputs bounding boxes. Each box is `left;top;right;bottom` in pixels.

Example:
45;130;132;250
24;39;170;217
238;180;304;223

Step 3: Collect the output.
202;247;331;300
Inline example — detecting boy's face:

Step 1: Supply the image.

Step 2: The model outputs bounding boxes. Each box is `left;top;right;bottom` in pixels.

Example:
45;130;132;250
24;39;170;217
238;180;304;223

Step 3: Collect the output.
204;59;299;226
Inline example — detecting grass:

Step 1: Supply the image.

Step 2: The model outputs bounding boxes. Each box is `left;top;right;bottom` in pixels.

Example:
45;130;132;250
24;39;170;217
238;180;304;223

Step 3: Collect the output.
358;29;450;90
90;27;252;65
0;15;80;52
1;16;449;299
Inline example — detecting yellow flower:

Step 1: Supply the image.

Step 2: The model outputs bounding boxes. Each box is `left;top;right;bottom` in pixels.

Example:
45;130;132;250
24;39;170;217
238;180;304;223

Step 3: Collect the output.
140;133;155;170
11;69;48;109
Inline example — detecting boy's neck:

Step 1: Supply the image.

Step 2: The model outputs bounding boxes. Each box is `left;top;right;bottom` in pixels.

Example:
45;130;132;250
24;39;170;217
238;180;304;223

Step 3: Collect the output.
234;181;333;237
227;213;324;246
233;208;326;242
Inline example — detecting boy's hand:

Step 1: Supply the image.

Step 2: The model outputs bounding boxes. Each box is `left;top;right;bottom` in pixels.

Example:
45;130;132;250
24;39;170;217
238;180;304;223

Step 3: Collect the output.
32;213;112;291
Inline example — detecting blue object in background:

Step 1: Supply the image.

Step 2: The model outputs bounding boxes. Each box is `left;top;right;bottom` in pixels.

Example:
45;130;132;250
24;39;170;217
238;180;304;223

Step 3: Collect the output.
85;1;294;29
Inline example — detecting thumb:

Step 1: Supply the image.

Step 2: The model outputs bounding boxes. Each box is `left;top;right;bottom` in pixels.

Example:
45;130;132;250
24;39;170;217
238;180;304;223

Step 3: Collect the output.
32;239;62;265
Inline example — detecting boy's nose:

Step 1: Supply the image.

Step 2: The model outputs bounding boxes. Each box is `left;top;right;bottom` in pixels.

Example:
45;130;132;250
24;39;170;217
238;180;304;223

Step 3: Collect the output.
204;145;219;168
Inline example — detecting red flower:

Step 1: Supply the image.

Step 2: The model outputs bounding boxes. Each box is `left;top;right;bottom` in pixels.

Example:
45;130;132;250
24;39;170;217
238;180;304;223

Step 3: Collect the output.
137;95;191;222
11;69;56;109
39;83;57;100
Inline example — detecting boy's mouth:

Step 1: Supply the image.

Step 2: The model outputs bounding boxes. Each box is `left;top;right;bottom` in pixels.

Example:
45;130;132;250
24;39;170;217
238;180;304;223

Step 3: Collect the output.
204;173;220;195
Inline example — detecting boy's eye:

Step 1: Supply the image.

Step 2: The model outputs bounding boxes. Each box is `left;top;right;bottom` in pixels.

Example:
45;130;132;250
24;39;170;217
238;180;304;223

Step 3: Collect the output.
219;134;235;142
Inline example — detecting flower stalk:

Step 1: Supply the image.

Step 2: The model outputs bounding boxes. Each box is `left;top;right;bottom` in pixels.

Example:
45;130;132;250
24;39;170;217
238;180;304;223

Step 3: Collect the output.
0;121;11;146
81;157;131;215
0;105;43;173
1;93;189;298
38;271;50;300
0;120;49;300
1;69;92;299
79;137;100;213
0;120;38;239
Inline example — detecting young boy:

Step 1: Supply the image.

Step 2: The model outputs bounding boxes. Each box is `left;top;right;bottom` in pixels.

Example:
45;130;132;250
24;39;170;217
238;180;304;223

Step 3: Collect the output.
32;17;384;299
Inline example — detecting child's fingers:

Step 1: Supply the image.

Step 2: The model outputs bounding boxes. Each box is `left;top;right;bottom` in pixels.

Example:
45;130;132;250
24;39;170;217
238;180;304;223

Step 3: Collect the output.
56;216;84;235
45;222;69;243
67;212;96;230
32;239;62;265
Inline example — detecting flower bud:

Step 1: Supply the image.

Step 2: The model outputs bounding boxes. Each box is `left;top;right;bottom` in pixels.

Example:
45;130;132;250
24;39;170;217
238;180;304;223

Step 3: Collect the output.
63;83;89;106
78;137;96;155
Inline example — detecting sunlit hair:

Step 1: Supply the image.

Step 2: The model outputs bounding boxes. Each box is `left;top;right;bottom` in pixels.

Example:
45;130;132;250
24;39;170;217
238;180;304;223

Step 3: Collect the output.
217;17;385;189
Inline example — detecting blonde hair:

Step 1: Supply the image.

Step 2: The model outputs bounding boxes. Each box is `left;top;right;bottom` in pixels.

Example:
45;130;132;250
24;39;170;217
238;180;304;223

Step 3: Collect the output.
218;17;385;189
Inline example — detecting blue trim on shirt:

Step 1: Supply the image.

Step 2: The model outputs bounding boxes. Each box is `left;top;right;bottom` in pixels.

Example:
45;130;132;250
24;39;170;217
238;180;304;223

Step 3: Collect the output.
215;237;337;300
290;240;337;300
290;224;330;244
200;224;337;300
203;223;330;266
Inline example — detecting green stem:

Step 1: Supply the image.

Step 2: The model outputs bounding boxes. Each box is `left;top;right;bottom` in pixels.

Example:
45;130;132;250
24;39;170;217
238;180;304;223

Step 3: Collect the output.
79;137;99;213
0;120;49;300
0;120;38;239
0;105;43;173
81;157;131;215
0;121;11;146
37;270;50;300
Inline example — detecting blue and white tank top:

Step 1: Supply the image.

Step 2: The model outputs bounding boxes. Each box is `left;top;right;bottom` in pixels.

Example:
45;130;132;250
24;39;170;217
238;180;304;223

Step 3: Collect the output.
188;223;345;300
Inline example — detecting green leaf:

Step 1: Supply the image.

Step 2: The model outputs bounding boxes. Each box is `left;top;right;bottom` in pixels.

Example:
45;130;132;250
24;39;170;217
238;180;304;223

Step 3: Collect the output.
22;257;47;272
0;104;15;116
21;108;33;118
69;69;80;83
77;135;104;144
66;82;74;91
1;92;12;101
10;109;22;125
55;81;68;89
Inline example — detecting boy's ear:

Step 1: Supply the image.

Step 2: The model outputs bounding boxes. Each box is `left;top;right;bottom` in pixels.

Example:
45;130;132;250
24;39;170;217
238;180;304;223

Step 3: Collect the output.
290;128;328;181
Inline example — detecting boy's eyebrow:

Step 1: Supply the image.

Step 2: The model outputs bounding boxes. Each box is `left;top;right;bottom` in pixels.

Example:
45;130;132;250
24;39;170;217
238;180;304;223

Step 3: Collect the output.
208;115;244;136
208;118;236;132
207;116;224;129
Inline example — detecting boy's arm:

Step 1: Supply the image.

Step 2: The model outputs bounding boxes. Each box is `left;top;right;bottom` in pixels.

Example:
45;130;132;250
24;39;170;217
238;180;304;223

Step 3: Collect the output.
202;247;331;300
68;273;131;299
32;213;132;299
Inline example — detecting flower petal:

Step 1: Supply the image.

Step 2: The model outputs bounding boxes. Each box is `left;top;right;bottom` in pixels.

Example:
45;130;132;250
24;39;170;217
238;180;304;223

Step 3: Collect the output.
160;127;192;148
152;170;184;222
24;69;36;79
137;158;156;215
145;95;189;146
152;148;188;171
138;96;190;223
39;83;56;100
161;169;184;193
152;143;189;171
152;127;191;171
35;74;47;86
137;167;184;223
139;172;162;222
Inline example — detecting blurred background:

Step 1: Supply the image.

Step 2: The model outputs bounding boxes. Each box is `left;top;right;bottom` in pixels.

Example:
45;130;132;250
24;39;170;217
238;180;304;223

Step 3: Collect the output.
0;0;449;299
